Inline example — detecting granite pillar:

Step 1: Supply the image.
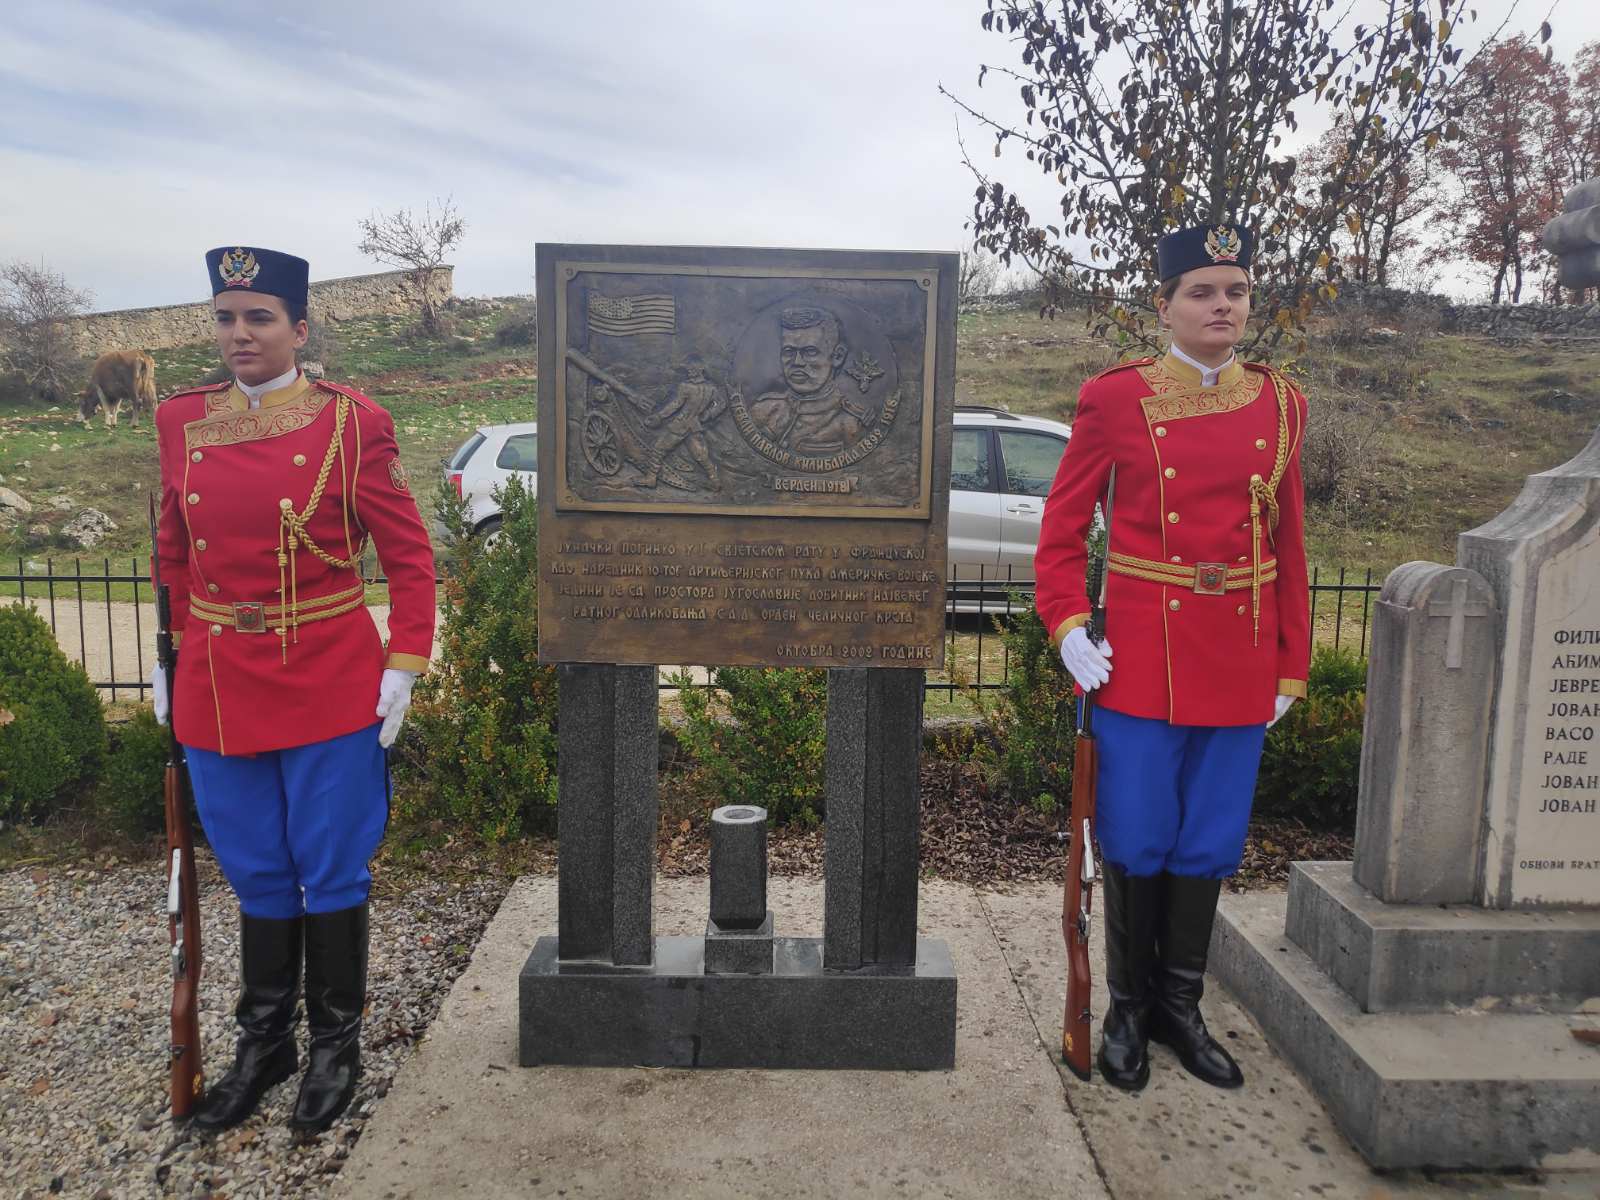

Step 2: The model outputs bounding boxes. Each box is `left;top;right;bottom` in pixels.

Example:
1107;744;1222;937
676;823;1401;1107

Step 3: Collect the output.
556;663;658;966
823;668;923;971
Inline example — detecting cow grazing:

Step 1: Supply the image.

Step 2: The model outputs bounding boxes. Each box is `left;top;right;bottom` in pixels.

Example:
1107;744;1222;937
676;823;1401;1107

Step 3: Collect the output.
81;351;157;428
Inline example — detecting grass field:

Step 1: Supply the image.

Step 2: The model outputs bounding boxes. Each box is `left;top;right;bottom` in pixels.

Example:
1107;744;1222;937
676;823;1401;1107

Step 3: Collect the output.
3;302;1597;583
0;304;534;573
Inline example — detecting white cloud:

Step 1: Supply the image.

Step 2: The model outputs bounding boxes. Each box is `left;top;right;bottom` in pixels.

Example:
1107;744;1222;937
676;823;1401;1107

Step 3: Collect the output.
0;0;1586;309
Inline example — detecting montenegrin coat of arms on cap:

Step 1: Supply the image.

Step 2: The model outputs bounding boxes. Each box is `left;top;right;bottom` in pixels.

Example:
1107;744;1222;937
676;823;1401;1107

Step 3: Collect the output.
1205;227;1243;264
217;248;261;288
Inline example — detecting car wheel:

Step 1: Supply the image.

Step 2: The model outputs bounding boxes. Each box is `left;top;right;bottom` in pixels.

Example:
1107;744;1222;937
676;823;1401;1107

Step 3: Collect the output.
476;516;504;550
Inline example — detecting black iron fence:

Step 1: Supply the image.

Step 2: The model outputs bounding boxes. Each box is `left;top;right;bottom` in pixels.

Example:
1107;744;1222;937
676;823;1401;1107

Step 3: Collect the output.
2;557;1384;703
928;564;1383;702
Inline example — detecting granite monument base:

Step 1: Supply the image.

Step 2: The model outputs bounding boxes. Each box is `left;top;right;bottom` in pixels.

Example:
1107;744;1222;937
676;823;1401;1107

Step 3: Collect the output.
1286;861;1600;1013
704;913;775;976
519;934;956;1070
1213;868;1600;1170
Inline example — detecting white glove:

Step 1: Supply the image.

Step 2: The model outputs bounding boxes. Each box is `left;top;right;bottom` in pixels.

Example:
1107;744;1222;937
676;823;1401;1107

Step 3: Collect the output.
150;663;169;726
375;668;418;749
1059;626;1113;691
1268;694;1297;729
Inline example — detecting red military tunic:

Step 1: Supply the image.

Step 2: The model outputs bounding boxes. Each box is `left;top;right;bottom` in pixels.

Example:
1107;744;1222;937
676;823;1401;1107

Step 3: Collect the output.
154;373;435;755
1034;352;1310;726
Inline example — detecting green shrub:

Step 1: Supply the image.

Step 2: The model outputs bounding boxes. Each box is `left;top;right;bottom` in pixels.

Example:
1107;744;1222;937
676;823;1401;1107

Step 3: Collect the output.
99;709;170;835
670;666;828;825
0;605;106;822
1254;644;1367;830
974;602;1077;814
401;475;559;839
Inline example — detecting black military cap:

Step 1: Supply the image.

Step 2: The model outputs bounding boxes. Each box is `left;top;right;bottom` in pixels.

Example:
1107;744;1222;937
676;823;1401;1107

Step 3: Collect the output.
205;246;310;305
1157;225;1255;282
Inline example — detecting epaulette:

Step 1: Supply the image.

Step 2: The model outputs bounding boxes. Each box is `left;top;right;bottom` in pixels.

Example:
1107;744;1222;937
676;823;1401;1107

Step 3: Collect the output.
1083;356;1155;387
315;378;384;415
1244;360;1303;397
159;380;230;406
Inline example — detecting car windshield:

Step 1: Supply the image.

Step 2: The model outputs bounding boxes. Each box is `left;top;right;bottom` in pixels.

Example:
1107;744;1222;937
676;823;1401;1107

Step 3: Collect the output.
447;431;486;469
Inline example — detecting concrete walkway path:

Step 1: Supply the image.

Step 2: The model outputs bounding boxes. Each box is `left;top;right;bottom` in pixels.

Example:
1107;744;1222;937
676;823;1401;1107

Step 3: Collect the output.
337;878;1599;1199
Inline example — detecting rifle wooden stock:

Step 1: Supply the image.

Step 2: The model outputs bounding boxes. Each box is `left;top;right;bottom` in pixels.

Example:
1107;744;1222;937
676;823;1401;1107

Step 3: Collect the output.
1058;464;1113;1082
1061;730;1097;1081
151;494;203;1118
165;759;203;1117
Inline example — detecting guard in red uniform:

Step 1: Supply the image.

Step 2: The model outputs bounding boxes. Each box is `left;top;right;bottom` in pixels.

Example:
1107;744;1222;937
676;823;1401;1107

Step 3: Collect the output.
151;246;435;1133
1035;224;1309;1091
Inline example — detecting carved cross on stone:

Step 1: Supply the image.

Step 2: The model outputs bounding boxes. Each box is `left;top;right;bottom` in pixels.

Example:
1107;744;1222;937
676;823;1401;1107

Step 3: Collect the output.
1427;577;1492;669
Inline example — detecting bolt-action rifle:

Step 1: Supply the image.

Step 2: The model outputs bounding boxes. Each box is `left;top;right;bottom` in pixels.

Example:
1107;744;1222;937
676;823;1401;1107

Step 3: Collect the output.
1061;467;1114;1081
149;495;203;1118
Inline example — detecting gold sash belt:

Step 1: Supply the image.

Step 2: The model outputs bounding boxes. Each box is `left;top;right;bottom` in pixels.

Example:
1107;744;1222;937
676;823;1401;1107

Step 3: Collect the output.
1107;551;1278;592
1108;551;1279;645
189;582;366;634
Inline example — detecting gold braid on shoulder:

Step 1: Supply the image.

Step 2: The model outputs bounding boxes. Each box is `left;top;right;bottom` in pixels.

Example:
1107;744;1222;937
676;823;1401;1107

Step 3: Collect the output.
1245;367;1293;646
274;394;369;662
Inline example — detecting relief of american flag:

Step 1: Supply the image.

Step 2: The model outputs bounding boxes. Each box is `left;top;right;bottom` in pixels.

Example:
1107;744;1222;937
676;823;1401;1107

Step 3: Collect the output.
587;293;677;336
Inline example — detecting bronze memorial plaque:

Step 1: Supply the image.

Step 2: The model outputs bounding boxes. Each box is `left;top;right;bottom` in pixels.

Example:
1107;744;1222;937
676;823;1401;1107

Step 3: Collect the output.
535;244;956;668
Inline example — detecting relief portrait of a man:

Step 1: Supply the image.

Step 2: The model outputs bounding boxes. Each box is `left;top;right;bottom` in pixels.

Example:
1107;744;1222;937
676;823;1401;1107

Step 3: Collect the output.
749;306;873;457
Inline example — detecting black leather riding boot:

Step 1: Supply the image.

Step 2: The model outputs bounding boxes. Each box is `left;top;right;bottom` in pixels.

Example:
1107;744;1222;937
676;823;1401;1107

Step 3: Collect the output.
291;903;368;1133
1095;865;1162;1091
192;913;302;1131
1150;874;1244;1089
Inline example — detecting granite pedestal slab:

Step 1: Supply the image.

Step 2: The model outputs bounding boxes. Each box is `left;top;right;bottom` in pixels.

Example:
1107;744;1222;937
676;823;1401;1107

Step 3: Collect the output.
1213;885;1600;1171
1286;861;1600;1013
519;934;957;1069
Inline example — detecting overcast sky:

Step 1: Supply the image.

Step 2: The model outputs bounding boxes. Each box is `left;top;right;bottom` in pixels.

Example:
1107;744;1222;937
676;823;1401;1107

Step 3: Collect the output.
1;0;1589;312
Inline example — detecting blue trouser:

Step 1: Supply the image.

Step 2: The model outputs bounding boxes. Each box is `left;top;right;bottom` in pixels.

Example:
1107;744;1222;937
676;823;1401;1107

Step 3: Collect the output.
184;722;389;919
1093;707;1267;879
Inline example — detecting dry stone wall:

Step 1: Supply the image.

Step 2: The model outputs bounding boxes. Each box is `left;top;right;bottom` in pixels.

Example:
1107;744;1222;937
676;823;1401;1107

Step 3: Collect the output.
1333;284;1600;337
66;266;454;355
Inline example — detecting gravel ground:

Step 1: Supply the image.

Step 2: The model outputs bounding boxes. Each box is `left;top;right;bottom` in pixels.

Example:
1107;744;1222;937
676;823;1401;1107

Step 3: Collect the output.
0;847;517;1199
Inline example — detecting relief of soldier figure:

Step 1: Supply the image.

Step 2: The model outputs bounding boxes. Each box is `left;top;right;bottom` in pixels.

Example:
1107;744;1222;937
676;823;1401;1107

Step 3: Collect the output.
573;351;728;491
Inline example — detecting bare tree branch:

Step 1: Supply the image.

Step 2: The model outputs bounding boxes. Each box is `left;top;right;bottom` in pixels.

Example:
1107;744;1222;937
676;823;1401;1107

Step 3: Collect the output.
356;197;466;335
0;260;92;401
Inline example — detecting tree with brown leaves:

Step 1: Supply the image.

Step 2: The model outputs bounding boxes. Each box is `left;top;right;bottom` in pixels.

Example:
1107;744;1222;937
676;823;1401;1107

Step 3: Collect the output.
1300;115;1440;289
1432;37;1567;304
944;0;1537;356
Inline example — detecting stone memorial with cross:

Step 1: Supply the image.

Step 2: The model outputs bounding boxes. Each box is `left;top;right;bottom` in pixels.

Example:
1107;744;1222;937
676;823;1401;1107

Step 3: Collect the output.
1215;425;1600;1170
517;243;958;1070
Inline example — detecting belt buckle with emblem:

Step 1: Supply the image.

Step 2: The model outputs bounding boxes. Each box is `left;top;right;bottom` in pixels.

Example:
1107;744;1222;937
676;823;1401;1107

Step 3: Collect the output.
1193;563;1227;596
232;602;267;633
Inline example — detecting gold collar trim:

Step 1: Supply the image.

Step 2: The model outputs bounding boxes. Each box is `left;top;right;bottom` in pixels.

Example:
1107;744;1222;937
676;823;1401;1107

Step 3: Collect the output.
186;384;331;450
1138;356;1261;423
1156;350;1244;390
205;373;312;415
